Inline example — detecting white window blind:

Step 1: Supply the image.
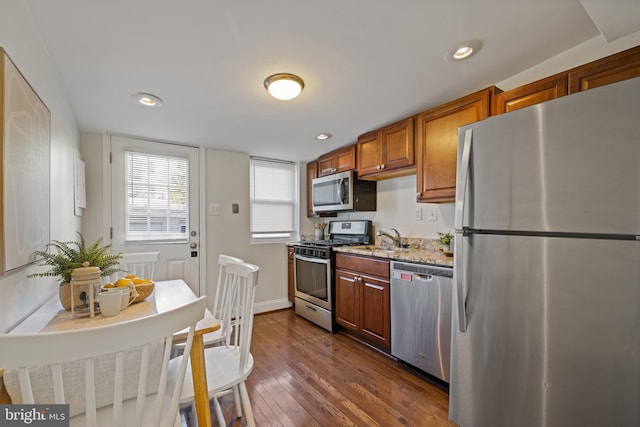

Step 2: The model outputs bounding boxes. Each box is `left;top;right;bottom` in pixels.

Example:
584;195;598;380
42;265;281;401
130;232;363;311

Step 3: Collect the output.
250;157;297;241
125;151;189;242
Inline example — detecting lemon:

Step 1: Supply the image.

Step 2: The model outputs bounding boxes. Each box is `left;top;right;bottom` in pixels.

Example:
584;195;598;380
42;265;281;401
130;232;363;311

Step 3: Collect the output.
115;277;134;288
125;274;137;279
103;283;115;288
132;278;144;285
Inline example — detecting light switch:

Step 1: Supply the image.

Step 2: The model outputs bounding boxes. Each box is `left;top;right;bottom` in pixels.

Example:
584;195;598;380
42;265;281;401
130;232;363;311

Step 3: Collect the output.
415;207;423;221
425;204;437;221
232;204;239;214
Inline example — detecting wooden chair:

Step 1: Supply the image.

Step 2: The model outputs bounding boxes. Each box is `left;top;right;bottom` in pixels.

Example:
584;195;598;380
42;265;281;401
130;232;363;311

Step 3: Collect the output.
171;261;259;427
117;252;160;280
0;296;207;427
172;254;244;356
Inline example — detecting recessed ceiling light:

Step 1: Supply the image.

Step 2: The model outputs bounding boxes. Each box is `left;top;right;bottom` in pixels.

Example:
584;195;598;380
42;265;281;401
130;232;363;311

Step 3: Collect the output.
316;133;332;141
445;39;483;62
264;73;304;101
132;92;163;107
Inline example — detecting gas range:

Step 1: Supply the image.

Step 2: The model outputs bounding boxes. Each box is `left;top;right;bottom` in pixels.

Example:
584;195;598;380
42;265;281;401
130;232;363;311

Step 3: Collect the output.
293;220;372;332
293;220;373;259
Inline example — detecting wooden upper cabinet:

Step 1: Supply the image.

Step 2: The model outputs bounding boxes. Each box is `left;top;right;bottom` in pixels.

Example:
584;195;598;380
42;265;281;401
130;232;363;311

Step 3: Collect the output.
568;45;640;94
357;116;415;180
317;144;356;177
494;73;566;115
416;87;494;203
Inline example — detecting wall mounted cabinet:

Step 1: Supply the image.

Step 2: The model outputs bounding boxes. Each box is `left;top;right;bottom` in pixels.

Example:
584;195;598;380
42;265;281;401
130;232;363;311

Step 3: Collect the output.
317;144;356;177
357;117;415;180
567;45;640;94
494;73;566;115
416;88;494;203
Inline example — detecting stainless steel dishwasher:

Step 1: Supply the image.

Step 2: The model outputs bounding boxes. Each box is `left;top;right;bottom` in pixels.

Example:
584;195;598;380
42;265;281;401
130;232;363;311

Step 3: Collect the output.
391;261;453;383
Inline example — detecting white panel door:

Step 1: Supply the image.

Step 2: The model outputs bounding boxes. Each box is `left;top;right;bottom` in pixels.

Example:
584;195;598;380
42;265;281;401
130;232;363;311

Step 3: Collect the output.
110;136;200;295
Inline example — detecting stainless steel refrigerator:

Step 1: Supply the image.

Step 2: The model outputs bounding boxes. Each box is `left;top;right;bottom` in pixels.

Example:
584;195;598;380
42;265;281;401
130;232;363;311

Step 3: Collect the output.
450;77;640;427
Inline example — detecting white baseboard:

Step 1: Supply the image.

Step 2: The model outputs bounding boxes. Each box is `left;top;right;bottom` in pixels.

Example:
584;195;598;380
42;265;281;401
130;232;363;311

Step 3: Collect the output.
254;298;292;314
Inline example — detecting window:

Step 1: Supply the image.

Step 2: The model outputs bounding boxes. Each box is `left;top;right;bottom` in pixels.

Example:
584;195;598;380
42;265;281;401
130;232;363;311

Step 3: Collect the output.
125;151;189;242
250;157;298;242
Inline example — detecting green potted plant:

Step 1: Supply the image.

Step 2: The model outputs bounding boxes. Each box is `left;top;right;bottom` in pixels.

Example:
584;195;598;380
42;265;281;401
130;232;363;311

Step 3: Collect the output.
29;233;122;310
437;231;454;254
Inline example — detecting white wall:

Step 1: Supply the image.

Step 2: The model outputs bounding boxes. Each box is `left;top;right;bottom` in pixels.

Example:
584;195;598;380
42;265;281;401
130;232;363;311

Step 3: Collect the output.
0;0;80;332
205;150;291;313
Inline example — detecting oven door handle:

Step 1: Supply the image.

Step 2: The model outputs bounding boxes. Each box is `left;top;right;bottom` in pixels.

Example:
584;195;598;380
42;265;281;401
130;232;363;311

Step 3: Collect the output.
295;254;330;264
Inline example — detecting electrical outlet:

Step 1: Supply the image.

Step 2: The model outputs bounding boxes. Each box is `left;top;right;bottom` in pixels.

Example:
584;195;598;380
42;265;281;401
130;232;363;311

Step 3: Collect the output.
415;207;423;221
209;204;221;216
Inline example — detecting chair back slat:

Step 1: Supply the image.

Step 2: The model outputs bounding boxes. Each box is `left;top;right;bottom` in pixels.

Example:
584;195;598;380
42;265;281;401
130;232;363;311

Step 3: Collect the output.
219;261;259;373
113;252;159;282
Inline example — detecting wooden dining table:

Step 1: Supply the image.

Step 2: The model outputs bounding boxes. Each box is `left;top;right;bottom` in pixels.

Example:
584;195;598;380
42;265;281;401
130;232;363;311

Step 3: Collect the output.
9;279;218;427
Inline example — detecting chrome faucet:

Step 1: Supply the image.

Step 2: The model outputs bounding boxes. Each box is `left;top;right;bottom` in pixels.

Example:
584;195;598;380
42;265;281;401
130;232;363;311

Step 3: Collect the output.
377;228;402;248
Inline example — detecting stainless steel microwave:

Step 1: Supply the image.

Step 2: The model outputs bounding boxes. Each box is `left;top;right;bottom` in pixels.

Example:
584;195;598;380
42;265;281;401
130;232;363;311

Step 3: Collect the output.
311;170;376;212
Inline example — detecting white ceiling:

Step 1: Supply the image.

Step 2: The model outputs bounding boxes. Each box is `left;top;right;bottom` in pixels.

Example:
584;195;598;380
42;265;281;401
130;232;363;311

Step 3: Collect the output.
24;0;603;162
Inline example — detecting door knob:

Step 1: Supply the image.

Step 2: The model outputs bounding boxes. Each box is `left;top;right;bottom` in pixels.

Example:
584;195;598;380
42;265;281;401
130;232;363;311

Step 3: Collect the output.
190;242;197;249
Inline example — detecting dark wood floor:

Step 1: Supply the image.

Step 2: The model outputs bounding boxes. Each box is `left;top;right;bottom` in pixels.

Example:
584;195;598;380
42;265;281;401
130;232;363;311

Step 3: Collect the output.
183;308;456;426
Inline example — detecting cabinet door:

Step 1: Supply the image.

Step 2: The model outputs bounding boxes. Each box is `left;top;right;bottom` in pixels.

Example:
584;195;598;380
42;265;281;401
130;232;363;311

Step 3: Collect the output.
495;74;567;115
317;153;336;176
380;117;415;173
335;269;360;332
568;45;640;94
356;130;383;176
360;275;391;351
306;161;318;217
287;246;294;303
334;144;356;173
416;88;493;203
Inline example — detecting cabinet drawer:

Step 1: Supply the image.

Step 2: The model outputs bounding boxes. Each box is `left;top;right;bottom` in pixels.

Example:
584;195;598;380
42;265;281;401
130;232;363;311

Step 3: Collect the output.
335;253;390;279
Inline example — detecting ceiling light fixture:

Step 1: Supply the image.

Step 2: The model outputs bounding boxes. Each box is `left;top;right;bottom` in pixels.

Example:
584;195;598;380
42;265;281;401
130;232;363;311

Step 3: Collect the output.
132;92;163;108
445;39;483;62
316;133;332;141
263;73;304;101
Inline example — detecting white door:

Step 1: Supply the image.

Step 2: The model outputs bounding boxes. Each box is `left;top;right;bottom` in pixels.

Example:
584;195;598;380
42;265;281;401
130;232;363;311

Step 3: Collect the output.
110;135;200;295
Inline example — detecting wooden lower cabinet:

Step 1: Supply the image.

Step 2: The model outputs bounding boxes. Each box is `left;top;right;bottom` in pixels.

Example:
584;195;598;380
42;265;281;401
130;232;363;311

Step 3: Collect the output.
335;253;390;352
287;246;294;303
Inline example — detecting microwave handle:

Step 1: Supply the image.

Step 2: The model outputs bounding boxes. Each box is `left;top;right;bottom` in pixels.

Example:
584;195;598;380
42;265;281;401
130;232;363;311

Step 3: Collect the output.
338;177;347;203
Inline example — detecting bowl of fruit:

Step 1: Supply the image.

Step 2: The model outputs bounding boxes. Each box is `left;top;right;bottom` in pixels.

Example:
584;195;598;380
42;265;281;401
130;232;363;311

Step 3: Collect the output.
103;275;154;303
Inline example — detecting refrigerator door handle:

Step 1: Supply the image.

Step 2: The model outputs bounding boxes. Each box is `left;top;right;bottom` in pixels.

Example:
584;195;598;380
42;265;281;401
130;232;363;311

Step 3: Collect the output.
455;129;473;231
455;231;468;333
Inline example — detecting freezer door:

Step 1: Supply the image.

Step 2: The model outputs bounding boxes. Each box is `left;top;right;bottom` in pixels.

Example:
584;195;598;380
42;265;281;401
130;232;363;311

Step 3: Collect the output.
450;234;640;427
457;77;640;235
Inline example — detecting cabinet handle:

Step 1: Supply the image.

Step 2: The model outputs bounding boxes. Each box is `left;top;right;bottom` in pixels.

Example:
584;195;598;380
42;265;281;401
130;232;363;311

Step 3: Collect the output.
380;164;385;170
364;282;385;291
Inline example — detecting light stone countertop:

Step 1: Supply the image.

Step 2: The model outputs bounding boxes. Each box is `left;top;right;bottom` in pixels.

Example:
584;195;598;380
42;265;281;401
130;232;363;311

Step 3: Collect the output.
333;245;453;268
